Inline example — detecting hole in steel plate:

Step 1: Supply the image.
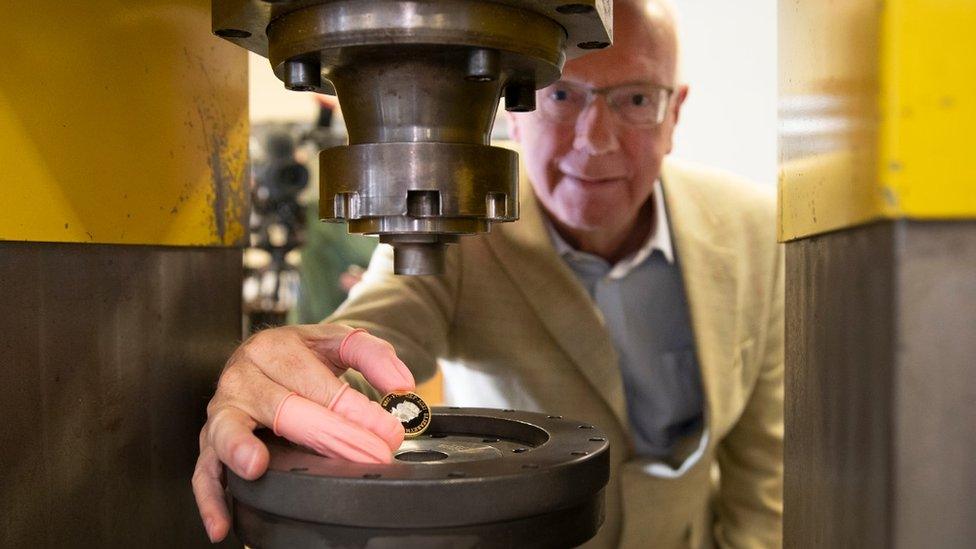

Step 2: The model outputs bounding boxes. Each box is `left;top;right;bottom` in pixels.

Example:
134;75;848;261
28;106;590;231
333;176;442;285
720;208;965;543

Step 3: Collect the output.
215;28;251;38
547;415;563;419
447;472;466;478
556;3;595;14
396;450;450;462
589;437;606;442
571;451;589;456
482;438;500;443
513;448;528;453
578;425;594;430
363;473;382;479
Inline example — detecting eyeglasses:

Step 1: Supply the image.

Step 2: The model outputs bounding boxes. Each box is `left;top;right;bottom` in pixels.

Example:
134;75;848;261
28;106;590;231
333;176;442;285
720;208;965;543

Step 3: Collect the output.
537;80;675;126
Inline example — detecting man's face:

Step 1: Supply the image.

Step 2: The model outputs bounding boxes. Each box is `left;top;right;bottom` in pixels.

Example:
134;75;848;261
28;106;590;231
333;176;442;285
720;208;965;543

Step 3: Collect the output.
510;9;687;236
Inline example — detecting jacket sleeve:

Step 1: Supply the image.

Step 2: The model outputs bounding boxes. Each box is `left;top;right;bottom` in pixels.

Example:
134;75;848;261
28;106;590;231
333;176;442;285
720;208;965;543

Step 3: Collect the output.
713;243;785;548
325;243;460;400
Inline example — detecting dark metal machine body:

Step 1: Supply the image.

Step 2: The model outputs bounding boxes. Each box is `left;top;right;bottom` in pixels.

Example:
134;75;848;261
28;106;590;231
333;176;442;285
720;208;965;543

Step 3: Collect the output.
228;408;611;548
213;0;613;274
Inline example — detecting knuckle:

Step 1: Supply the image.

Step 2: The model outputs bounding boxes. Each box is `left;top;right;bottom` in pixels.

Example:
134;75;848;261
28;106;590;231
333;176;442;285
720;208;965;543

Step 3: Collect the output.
216;365;246;394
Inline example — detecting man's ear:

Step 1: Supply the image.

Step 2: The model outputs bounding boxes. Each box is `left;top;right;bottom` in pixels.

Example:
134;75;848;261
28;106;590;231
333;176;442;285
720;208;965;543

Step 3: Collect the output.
664;84;689;155
671;84;689;126
505;111;522;142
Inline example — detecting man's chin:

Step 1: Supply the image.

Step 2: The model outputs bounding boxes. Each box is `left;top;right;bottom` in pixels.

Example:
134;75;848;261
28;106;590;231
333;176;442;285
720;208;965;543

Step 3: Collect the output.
552;208;619;234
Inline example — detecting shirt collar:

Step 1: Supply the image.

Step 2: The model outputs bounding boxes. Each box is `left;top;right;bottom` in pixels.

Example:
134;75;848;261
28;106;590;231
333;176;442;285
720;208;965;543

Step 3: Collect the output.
545;179;674;279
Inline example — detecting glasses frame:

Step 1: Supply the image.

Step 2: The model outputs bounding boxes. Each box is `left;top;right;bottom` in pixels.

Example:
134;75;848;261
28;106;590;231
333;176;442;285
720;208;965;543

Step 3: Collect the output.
536;80;676;127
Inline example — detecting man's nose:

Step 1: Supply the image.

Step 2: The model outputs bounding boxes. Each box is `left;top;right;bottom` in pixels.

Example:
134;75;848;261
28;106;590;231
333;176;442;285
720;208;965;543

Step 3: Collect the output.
572;98;621;155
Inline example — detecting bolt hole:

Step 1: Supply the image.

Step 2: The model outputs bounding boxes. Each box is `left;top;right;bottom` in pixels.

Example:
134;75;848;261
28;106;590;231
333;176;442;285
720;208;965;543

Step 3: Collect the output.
289;467;308;472
589;437;607;442
363;473;381;479
513;447;528;453
215;28;251;39
482;438;500;443
571;451;589;456
556;3;595;14
395;450;449;462
578;41;610;50
547;415;563;419
447;472;466;478
522;464;540;469
578;425;594;430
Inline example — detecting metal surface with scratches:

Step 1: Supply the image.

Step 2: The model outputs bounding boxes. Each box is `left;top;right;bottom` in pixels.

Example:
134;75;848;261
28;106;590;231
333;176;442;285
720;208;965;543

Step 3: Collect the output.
785;221;976;548
0;0;249;246
0;242;243;548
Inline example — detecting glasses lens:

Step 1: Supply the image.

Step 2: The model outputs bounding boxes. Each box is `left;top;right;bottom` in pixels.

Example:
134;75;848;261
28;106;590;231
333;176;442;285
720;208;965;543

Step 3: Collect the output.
538;82;587;123
608;85;668;125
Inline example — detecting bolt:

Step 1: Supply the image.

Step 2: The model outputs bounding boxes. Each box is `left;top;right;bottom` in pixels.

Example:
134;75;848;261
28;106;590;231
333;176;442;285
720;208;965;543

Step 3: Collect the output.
284;59;321;92
466;48;500;82
505;81;536;112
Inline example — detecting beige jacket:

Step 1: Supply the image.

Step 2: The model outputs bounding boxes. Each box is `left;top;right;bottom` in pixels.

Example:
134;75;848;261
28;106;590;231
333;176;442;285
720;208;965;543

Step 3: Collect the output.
329;158;784;548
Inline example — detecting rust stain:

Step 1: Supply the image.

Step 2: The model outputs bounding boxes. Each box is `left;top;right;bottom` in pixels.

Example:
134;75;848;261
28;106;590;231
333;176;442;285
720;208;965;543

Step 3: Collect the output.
186;49;248;246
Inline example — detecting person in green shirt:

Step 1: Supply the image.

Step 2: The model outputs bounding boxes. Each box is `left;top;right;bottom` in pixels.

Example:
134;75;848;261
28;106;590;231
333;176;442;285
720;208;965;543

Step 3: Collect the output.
289;203;377;325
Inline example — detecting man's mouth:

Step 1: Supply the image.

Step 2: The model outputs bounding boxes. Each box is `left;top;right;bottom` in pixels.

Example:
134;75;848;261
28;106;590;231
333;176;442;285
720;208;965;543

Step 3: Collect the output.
561;173;628;185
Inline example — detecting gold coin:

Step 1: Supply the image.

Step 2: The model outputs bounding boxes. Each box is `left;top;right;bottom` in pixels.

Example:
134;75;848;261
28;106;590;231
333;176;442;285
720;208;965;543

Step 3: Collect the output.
381;391;431;438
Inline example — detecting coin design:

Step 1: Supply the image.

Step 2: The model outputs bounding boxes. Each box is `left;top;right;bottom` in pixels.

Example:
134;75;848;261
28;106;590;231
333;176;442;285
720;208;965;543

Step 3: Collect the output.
381;391;431;437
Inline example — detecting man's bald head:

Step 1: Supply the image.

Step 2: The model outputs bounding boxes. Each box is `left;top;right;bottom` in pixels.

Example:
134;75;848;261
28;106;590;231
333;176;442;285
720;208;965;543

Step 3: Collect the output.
508;0;690;261
611;0;681;85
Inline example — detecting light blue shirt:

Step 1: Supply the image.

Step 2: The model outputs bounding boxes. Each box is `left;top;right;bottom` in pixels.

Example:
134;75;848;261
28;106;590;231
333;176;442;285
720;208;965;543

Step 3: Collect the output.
546;181;705;461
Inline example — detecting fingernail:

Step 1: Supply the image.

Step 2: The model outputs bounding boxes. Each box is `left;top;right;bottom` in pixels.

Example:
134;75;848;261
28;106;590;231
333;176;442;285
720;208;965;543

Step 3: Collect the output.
204;517;217;542
391;358;415;389
233;445;257;476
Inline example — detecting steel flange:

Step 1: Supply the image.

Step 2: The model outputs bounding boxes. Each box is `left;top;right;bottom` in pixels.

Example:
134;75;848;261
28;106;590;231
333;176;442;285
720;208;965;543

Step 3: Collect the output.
228;407;611;548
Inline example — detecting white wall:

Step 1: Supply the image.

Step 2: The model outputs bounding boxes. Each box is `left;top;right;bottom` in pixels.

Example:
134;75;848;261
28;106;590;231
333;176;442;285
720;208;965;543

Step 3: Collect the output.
669;0;778;186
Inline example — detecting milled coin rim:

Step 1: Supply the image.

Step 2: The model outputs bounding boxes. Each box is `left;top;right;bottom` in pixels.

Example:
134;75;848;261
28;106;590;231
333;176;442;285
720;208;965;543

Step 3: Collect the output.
380;391;431;437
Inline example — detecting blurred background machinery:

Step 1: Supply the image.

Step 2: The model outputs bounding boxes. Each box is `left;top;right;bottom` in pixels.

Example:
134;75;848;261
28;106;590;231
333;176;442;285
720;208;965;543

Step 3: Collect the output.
779;0;976;546
213;0;612;274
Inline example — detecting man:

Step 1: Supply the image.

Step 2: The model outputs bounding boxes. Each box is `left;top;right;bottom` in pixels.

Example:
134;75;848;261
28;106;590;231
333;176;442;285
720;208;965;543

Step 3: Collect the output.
192;1;783;546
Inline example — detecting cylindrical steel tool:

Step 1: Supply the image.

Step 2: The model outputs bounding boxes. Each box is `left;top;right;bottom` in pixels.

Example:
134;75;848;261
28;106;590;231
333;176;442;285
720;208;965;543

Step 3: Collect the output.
228;407;610;548
213;0;613;274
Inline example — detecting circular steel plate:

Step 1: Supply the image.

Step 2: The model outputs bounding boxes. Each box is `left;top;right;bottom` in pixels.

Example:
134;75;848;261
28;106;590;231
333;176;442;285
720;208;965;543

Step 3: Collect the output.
228;407;610;548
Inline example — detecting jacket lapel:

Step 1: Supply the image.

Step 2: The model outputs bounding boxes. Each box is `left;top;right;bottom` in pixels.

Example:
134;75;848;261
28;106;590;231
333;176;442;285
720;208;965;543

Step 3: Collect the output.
485;174;630;431
484;158;743;446
661;161;741;443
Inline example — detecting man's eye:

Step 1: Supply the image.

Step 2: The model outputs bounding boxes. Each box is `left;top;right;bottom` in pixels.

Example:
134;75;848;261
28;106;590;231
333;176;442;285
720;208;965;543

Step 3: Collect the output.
551;89;570;101
630;93;648;106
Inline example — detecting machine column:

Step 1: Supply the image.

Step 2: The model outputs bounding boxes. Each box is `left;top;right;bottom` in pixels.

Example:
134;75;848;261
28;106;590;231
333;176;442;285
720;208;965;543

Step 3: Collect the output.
779;1;976;546
0;2;247;546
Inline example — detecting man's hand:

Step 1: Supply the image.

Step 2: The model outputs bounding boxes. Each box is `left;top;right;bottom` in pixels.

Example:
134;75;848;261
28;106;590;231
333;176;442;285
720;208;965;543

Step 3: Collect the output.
191;324;415;543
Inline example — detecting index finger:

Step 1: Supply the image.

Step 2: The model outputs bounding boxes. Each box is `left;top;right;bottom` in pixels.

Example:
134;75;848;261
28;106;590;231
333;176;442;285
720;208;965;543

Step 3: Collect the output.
296;324;415;395
338;329;416;394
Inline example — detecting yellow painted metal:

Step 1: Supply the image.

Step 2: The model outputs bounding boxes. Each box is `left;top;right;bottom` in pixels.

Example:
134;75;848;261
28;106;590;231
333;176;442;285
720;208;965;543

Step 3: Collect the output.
779;0;976;241
0;1;248;246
